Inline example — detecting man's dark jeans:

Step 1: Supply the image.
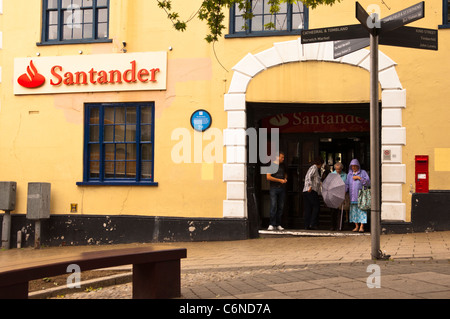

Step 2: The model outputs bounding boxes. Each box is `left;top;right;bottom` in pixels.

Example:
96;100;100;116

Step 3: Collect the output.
270;187;285;227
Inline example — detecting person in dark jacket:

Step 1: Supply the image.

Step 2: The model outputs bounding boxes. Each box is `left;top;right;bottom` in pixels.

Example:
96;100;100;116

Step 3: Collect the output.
302;157;324;230
266;152;287;231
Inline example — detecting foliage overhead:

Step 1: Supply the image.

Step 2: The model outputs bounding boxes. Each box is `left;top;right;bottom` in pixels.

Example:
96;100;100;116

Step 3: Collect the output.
157;0;342;43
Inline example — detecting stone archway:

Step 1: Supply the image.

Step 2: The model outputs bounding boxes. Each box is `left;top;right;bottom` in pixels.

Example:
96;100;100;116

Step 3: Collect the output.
223;38;407;223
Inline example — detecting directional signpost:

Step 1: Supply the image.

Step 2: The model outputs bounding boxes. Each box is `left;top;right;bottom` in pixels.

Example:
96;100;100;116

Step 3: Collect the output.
301;2;438;260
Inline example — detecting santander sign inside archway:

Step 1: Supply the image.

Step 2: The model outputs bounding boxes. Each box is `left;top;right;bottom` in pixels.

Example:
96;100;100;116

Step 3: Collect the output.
14;52;167;95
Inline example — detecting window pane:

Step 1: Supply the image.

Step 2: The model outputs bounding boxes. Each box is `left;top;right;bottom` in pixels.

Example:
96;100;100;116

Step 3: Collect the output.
127;144;137;161
48;25;58;40
83;0;93;7
89;126;99;142
126;162;136;178
90;161;100;178
293;3;304;13
252;15;263;31
235;16;246;32
253;0;263;14
141;162;152;179
141;107;152;124
104;126;114;142
104;107;114;123
47;0;58;9
98;8;108;23
115;107;126;124
141;125;152;142
115;125;125;142
84;9;93;23
73;25;83;39
83;23;93;38
63;25;73;39
278;2;288;13
62;0;71;9
104;144;115;160
49;11;58;24
90;107;99;123
275;14;287;30
104;161;114;178
116;144;126;160
90;144;100;161
97;0;108;7
115;161;125;177
141;144;152;161
126;125;136;142
292;13;304;30
98;23;108;38
126;107;137;124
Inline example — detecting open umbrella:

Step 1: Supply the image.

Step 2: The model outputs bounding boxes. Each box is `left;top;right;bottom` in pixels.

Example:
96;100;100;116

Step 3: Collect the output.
322;173;346;209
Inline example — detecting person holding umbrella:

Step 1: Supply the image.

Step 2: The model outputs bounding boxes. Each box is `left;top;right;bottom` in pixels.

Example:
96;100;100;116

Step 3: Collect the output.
345;159;370;232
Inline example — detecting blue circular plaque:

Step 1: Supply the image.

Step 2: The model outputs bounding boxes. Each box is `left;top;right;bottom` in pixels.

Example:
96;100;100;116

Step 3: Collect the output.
190;109;212;132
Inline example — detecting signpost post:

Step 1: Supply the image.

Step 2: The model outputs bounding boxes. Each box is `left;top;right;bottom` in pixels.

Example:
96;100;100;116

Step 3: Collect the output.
301;2;438;260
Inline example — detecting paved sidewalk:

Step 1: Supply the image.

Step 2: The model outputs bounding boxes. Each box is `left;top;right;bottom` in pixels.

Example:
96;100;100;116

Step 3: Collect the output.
1;231;449;299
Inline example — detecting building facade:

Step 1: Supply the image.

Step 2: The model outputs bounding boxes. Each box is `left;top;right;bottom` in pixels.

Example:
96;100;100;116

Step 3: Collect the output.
0;0;449;247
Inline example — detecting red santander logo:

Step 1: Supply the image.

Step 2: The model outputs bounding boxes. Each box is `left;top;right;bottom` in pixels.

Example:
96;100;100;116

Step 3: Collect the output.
17;60;46;88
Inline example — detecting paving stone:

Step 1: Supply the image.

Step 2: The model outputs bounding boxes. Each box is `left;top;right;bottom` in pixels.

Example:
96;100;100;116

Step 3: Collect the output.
7;231;446;300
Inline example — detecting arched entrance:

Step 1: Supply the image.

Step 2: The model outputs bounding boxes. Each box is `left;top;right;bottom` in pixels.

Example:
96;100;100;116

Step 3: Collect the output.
223;39;407;236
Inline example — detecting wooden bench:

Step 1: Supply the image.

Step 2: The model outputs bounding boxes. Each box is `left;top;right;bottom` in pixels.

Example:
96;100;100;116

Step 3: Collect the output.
0;247;187;299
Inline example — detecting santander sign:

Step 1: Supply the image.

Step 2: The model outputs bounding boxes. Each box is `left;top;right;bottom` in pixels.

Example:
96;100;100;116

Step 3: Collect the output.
14;52;167;95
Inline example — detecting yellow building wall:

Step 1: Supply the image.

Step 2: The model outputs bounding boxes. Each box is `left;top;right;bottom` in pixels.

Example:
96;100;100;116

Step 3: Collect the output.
0;0;227;218
1;0;450;223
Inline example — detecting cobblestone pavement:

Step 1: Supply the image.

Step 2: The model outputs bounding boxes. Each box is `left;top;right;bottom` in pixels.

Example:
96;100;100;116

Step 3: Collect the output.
58;259;450;299
33;231;450;300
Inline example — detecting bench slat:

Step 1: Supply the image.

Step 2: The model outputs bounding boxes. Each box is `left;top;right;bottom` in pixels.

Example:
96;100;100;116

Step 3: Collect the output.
0;247;187;296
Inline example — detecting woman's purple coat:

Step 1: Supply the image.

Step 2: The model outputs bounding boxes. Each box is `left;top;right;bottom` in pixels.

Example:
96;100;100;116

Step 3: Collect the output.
345;159;371;202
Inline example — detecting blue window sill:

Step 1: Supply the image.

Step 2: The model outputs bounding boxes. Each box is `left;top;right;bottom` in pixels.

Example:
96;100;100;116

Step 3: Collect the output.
77;181;158;186
438;24;450;29
37;38;113;46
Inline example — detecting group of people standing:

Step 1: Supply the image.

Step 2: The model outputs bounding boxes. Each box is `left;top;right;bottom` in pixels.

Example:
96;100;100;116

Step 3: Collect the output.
267;152;371;232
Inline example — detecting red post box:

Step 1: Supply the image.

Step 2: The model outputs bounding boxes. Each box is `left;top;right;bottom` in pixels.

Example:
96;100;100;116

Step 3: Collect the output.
415;155;429;193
